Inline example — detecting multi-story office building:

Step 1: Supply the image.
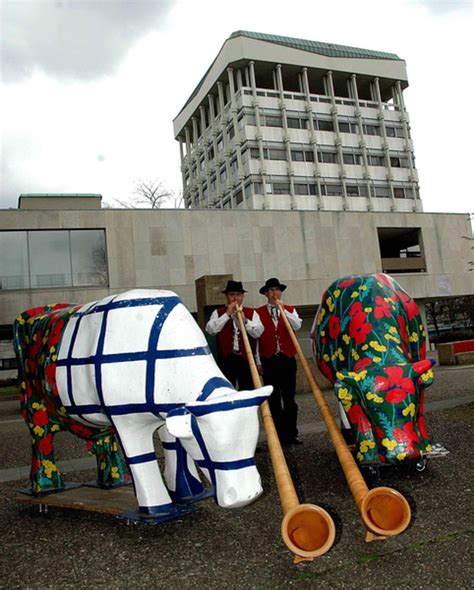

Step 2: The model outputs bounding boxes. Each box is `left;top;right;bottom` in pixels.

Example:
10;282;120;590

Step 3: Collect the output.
173;30;420;212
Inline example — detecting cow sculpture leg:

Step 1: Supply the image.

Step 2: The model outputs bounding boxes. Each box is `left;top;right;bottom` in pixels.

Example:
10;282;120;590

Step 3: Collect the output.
86;433;129;488
159;425;211;503
111;414;179;515
19;378;66;494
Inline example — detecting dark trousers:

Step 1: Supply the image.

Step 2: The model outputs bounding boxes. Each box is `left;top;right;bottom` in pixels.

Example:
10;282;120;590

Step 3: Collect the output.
218;354;253;391
261;354;298;443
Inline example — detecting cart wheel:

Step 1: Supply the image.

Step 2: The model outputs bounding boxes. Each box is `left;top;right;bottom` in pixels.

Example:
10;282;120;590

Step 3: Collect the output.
415;457;427;472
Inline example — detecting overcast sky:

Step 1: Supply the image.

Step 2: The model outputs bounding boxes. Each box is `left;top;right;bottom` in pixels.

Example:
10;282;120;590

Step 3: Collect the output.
1;0;473;214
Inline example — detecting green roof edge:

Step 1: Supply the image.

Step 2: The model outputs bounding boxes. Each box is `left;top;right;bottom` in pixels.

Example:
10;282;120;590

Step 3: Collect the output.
230;30;402;61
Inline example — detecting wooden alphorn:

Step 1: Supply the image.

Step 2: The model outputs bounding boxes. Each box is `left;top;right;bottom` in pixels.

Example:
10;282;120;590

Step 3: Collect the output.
235;306;335;563
276;302;411;542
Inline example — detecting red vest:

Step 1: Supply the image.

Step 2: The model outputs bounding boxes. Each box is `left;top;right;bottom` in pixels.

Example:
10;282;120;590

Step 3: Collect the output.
215;306;257;359
256;304;297;358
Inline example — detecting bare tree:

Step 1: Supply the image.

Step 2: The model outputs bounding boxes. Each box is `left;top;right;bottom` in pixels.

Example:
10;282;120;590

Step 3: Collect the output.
113;178;173;209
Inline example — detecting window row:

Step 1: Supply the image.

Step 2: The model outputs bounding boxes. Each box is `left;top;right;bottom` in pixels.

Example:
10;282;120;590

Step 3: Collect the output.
235;110;406;137
243;146;411;168
262;181;416;198
0;230;108;290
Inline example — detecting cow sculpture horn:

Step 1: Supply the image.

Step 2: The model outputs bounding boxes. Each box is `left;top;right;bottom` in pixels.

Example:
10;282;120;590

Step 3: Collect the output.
235;306;336;563
276;302;412;542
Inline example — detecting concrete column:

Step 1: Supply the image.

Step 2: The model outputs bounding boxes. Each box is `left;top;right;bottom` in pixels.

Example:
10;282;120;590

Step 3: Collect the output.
374;78;396;210
228;67;246;209
302;67;323;208
208;94;222;205
250;61;268;207
351;74;374;210
326;71;348;207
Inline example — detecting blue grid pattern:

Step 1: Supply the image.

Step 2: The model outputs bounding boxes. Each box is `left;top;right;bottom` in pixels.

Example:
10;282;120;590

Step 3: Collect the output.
57;295;213;419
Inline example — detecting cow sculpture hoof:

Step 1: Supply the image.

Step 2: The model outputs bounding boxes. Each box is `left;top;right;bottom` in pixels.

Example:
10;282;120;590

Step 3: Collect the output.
119;502;199;524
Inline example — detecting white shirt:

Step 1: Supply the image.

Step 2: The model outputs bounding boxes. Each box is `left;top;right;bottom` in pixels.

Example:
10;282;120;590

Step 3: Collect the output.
266;303;302;331
205;308;264;353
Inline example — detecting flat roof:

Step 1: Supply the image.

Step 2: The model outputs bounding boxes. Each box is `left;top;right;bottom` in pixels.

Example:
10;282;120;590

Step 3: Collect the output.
230;31;402;61
19;193;102;198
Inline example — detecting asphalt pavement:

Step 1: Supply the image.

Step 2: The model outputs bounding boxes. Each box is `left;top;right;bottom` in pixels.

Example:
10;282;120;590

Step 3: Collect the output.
1;365;473;589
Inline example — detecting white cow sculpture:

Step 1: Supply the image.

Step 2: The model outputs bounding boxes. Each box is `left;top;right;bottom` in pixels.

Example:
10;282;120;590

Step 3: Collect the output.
14;290;272;522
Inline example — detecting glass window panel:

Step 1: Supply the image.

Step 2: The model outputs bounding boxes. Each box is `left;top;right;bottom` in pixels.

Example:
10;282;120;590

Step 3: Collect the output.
326;184;343;196
0;231;29;290
294;184;309;195
304;151;314;162
269;149;286;160
339;122;350;133
29;231;71;288
317;120;334;132
291;150;304;162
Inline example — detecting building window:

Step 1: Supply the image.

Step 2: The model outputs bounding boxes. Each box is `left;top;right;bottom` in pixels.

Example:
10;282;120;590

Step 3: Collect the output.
346;184;368;197
0;229;108;290
315;119;334;132
368;154;385;166
390;155;410;168
364;123;381;136
386;125;405;138
263;114;283;127
343;152;362;165
287;116;309;129
318;151;337;164
294;183;317;196
291;150;314;162
339;121;358;134
321;183;343;196
374;186;391;198
266;182;290;195
377;227;426;273
251;148;287;161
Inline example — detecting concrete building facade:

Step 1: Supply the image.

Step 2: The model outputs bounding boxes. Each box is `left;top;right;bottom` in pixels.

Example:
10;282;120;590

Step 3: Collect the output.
173;31;420;213
1;207;472;324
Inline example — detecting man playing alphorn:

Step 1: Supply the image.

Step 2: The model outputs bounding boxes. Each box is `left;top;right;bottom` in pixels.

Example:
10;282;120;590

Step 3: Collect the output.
206;280;263;391
256;277;302;445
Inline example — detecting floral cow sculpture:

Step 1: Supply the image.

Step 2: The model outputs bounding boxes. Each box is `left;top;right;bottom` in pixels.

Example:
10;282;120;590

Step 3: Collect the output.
314;273;436;466
14;290;271;521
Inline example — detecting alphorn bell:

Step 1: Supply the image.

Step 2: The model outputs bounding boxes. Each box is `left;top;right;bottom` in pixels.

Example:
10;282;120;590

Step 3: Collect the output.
276;302;412;542
235;306;336;563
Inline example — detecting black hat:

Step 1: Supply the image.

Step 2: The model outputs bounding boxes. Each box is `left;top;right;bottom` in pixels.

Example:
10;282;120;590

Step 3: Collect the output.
222;280;247;294
259;277;287;295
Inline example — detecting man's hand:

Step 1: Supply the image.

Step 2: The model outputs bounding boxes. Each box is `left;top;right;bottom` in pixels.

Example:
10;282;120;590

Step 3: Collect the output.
226;301;239;316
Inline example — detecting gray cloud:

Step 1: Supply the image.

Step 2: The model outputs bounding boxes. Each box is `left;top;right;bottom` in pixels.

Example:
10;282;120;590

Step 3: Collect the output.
1;0;174;82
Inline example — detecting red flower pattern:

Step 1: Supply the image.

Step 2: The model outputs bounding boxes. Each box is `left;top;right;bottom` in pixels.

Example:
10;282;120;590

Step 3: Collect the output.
38;433;53;455
349;312;372;345
348;405;372;434
32;409;49;427
328;316;341;339
373;295;391;319
353;357;372;372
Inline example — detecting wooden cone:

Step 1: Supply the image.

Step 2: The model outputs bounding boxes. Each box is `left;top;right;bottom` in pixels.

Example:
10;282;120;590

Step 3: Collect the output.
235;307;336;562
276;302;411;540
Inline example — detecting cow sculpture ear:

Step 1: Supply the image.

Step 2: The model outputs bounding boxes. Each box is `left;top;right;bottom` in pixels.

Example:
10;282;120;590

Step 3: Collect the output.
410;358;435;387
165;409;193;440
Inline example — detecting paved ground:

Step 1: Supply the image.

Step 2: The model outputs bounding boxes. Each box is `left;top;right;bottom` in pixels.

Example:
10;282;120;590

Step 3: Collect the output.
1;365;473;589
